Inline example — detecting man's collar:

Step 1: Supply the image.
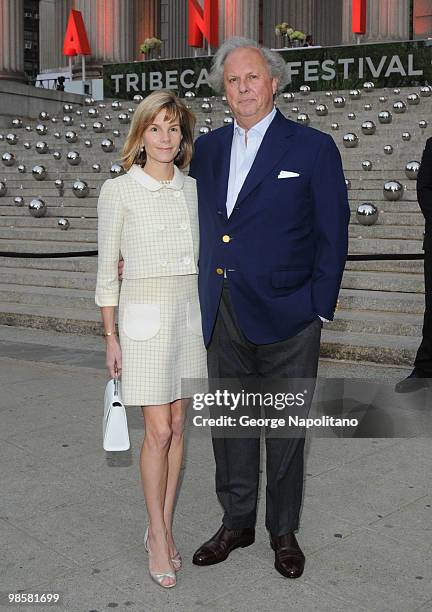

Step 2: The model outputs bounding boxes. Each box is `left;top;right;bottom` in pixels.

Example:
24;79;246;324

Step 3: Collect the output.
234;106;277;137
127;164;185;191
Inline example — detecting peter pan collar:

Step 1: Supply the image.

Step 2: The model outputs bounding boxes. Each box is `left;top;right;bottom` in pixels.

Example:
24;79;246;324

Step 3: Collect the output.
127;164;185;191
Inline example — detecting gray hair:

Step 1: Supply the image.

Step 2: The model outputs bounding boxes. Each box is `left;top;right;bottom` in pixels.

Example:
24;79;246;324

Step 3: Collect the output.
208;36;289;94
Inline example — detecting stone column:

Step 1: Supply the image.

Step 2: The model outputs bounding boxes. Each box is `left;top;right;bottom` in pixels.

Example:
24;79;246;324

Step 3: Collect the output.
223;0;259;42
0;0;25;81
342;0;410;44
72;0;135;75
39;0;73;72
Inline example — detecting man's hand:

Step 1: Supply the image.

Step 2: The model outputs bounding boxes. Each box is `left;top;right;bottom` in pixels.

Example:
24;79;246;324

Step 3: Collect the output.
118;256;124;281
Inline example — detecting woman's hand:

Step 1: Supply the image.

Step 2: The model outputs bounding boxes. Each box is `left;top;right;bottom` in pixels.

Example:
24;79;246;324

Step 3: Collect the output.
105;335;122;379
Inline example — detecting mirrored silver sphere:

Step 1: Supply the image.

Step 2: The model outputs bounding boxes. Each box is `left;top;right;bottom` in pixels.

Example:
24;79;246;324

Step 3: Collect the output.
53;151;61;160
32;165;47;180
407;93;420;105
420;85;432;97
378;111;392;124
185;91;196;99
2;152;15;166
291;106;299;113
101;138;114;152
364;104;372;111
58;218;70;230
299;85;310;95
111;100;122;111
315;104;328;116
419;120;428;128
12;118;23;128
98;103;106;109
199;126;211;134
402;131;411;141
347;112;356;120
297;113;310;125
405;161;420;179
349;89;361;98
65;130;78;143
35;123;47;135
79;123;87;129
6;133;18;145
93;121;104;133
383;145;393;155
53;131;61;139
72;179;89;198
63;104;73;113
357;203;378;225
362;160;373;171
0;181;7;196
345;178;351;189
84;96;95;106
128;107;134;114
118;112;130;124
379;96;388;103
393;101;406;113
51;117;58;123
363;81;375;91
54;178;64;191
92;163;101;173
361;120;376;135
204;118;212;125
343;133;359;148
29;198;47;217
62;115;73;125
104;114;112;121
23;141;31;149
333;96;346;108
113;129;121;136
325;91;333;97
17;164;26;173
14;195;24;206
223;117;233;124
84;139;92;147
88;107;99;118
203;97;211;103
110;163;124;177
201;103;212;113
308;98;316;106
283;92;295;101
383;180;403;201
66;150;81;165
331;123;339;130
133;94;144;104
25;125;32;132
393;88;401;94
35;141;49;154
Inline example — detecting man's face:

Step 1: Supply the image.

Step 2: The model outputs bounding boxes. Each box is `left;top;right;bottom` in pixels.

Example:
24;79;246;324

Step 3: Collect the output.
223;47;278;128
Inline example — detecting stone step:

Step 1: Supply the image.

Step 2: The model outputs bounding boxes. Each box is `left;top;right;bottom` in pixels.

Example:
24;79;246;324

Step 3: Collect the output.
0;255;97;272
0;216;97;229
0;227;97;242
348;237;423;253
0;303;103;335
0;238;96;253
320;329;419;366
327;309;423;336
0;267;96;290
0;206;97;218
341;270;423;293
345;259;424;273
349;224;424;240
339;288;425;314
0;283;95;309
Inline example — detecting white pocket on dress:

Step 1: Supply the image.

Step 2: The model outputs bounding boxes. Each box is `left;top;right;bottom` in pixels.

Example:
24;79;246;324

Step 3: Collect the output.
186;300;203;337
123;303;161;341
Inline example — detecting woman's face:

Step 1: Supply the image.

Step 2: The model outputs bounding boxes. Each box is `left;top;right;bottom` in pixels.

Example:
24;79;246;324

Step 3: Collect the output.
141;109;182;165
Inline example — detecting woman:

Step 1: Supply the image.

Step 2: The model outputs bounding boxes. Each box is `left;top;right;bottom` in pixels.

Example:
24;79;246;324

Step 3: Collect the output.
95;91;207;588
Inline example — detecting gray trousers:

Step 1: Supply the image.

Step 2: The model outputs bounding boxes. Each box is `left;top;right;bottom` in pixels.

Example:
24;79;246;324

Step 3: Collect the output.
207;282;322;536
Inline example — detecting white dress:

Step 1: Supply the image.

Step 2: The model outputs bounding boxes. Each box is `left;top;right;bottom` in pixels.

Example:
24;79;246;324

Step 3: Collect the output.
95;164;207;406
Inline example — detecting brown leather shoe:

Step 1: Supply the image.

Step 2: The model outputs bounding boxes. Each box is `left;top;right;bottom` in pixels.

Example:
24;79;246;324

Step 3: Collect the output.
192;525;255;566
270;532;305;579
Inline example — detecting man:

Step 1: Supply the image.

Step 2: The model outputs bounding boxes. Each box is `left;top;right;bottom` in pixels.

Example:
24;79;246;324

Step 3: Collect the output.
188;37;350;579
395;138;432;393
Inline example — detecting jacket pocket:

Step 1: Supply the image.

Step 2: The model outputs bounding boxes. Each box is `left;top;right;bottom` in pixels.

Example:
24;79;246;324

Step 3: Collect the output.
186;300;203;337
123;303;160;341
271;269;312;289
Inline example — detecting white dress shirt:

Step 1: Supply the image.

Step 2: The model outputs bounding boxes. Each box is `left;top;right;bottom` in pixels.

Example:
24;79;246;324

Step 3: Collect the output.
225;106;277;218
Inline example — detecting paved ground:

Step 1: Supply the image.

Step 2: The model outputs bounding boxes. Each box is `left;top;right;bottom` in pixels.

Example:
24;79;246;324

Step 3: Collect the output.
0;325;431;612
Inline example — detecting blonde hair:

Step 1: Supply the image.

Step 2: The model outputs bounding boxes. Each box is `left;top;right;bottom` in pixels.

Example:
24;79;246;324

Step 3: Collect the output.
121;90;196;170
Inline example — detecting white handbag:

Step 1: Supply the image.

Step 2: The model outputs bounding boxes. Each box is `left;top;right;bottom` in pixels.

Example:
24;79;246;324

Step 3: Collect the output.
103;378;130;451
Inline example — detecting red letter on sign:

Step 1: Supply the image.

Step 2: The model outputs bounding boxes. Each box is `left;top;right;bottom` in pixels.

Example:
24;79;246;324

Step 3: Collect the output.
63;9;91;56
188;0;219;48
352;0;367;35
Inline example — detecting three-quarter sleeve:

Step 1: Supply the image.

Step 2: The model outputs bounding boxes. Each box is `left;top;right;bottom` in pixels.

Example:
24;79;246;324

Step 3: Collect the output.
95;179;124;307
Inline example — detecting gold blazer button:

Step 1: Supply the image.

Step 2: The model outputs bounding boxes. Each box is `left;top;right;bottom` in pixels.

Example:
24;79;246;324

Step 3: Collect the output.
216;267;224;275
222;235;231;243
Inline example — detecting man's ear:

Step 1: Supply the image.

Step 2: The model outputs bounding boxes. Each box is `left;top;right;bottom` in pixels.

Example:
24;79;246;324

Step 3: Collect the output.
272;78;279;96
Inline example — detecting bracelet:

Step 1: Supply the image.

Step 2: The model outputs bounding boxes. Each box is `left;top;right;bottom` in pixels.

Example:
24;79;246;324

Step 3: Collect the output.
103;331;117;337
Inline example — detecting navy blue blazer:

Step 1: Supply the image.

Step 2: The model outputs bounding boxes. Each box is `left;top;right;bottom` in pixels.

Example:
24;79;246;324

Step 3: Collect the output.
189;109;350;346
